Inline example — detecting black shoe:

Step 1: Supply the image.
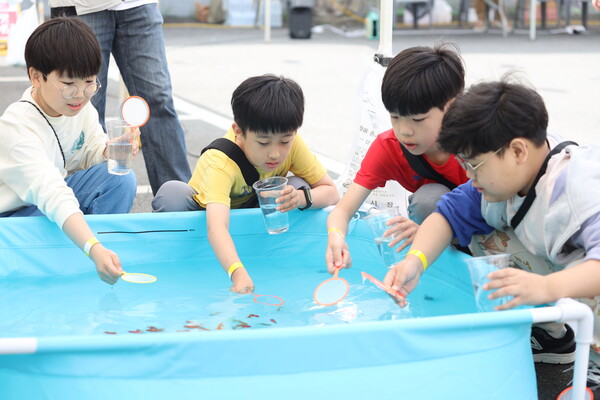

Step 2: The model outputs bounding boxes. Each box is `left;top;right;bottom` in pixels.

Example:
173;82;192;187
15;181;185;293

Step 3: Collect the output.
531;324;576;364
565;360;600;392
584;362;600;392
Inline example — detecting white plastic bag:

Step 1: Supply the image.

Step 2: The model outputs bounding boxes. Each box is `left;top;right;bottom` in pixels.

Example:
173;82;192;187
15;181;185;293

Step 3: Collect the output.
336;61;409;216
6;4;39;66
432;0;452;24
403;0;452;26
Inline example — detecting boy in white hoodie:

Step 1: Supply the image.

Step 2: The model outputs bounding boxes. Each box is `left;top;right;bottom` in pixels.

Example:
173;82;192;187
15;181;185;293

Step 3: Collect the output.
0;17;138;285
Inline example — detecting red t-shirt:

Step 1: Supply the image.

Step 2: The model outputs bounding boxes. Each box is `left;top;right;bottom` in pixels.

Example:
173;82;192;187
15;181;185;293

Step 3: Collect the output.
354;129;468;193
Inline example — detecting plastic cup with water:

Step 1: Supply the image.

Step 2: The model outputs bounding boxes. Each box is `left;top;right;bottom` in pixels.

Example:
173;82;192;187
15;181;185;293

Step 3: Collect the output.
364;207;405;268
106;120;135;175
252;176;289;234
466;253;512;312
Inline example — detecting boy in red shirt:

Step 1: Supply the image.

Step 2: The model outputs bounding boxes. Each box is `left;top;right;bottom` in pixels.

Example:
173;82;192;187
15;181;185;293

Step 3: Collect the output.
326;44;468;273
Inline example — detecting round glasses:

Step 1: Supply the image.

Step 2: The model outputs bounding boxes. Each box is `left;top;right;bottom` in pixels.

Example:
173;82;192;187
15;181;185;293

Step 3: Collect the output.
457;147;503;179
43;74;101;100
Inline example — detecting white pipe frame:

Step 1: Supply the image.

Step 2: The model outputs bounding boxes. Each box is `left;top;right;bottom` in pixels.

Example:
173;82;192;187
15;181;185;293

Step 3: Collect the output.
531;298;594;400
377;0;393;58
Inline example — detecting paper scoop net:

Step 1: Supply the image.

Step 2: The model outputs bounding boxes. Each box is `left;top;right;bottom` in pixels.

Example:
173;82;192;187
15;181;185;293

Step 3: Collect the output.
121;272;157;284
313;267;349;306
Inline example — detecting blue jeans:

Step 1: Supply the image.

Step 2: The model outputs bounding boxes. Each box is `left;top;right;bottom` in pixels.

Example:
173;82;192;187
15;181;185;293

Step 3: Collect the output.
79;4;191;195
0;164;137;217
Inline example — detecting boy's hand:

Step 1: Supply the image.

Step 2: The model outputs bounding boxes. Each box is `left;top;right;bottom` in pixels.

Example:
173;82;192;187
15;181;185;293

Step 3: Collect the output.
89;244;123;285
325;230;352;274
484;268;553;310
275;185;303;212
383;257;424;297
230;267;255;294
384;216;419;253
132;127;141;159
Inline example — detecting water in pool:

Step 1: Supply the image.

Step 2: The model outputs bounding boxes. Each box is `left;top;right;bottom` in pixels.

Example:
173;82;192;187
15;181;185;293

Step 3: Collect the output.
0;254;474;337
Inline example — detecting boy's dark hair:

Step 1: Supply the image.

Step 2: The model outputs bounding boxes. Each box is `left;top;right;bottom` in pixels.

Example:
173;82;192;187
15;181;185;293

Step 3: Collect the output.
381;43;465;116
25;17;101;80
438;79;548;159
231;74;304;135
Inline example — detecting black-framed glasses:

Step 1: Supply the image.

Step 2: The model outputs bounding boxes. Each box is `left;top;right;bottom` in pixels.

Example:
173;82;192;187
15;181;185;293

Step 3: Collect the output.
43;74;101;100
457;147;504;178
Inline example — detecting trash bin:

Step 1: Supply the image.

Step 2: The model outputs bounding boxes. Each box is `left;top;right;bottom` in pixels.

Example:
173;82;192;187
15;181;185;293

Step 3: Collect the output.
289;0;313;39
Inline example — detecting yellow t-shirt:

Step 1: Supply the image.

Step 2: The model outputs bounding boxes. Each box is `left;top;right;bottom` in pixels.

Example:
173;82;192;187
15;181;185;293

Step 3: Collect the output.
189;129;327;208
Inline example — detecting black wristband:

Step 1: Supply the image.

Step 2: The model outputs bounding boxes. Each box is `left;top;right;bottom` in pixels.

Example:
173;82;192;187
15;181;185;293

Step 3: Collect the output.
297;186;312;211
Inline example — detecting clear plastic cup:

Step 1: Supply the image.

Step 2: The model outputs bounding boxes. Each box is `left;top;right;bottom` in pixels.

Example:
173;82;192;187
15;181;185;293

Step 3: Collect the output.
106;120;135;175
252;176;289;234
466;254;511;312
364;207;404;268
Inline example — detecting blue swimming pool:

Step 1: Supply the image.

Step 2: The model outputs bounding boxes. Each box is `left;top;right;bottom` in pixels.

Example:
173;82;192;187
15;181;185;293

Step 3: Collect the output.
0;210;540;399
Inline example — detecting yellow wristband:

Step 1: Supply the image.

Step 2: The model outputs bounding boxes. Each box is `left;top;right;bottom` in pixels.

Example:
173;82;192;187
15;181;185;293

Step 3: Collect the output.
328;228;345;239
83;237;100;257
228;262;245;279
407;249;428;271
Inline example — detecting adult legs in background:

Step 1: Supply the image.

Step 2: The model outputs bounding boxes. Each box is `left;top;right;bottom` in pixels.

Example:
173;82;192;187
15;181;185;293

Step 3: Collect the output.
471;0;511;30
78;5;192;195
407;183;451;225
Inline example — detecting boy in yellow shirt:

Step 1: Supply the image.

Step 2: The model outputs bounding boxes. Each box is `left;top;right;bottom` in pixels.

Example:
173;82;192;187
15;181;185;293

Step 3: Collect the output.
152;74;339;293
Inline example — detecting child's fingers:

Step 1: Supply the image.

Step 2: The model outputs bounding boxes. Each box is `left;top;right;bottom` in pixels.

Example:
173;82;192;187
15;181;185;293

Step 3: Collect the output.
98;268;118;285
275;186;296;205
326;245;348;273
494;297;520;311
383;268;398;288
394;236;412;252
341;249;352;269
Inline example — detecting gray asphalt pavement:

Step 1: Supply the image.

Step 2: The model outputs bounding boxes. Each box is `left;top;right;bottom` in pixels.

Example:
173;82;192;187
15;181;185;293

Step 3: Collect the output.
2;21;600;399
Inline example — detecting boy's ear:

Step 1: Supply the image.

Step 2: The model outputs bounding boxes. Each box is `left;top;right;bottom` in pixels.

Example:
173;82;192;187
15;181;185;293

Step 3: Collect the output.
29;68;43;88
232;122;243;137
509;138;529;164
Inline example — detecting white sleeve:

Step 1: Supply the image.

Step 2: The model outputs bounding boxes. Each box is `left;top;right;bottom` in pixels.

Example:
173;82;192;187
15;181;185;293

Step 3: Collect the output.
0;106;81;228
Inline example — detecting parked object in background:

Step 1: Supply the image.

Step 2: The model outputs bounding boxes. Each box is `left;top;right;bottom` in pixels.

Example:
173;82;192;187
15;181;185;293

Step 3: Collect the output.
365;8;379;39
398;0;434;28
290;0;314;38
226;0;255;25
195;1;209;22
0;1;20;56
209;0;225;23
6;3;39;66
431;0;452;24
257;0;283;27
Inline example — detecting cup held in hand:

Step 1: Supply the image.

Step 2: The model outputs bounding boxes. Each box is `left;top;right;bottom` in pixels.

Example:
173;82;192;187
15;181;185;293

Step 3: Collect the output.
252;176;289;234
466;253;511;312
106;120;135;175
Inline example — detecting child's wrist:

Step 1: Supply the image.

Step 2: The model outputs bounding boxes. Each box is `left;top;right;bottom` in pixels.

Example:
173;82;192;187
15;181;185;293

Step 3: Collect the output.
83;237;101;257
406;249;428;271
328;227;345;239
228;262;245;280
